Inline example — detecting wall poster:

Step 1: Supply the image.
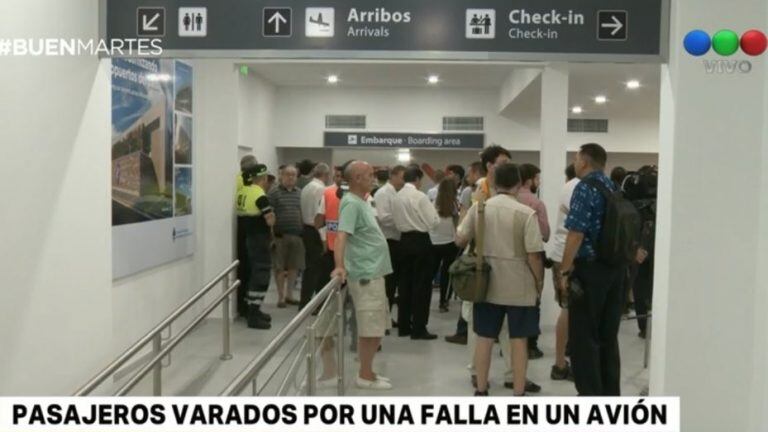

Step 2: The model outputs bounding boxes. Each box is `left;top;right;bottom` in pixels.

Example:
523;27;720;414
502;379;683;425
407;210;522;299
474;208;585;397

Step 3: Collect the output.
111;58;194;279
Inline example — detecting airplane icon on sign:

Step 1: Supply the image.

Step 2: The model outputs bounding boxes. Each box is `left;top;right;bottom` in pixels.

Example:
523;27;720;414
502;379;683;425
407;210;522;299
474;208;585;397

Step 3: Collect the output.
309;13;331;27
305;8;334;37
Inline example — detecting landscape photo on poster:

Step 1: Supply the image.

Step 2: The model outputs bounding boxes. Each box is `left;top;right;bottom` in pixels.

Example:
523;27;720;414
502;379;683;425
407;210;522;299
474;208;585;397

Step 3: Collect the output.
174;113;193;165
111;58;195;279
174;167;192;217
111;58;175;226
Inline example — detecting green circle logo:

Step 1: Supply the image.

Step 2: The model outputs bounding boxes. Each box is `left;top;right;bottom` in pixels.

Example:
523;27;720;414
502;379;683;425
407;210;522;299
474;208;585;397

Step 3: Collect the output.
712;30;740;56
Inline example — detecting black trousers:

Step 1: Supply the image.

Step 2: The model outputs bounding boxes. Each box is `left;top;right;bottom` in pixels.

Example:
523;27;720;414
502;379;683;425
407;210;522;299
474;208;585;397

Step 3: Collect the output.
429;242;460;305
300;225;326;310
569;259;624;396
236;217;252;316
398;232;433;334
633;258;654;332
385;239;401;310
245;231;272;308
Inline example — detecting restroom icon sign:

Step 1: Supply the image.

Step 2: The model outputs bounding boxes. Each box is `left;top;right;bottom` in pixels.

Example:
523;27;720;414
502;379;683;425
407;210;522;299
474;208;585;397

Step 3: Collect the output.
179;7;207;37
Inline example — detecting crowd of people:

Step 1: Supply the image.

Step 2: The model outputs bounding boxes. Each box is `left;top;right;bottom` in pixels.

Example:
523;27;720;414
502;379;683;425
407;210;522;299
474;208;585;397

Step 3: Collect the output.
234;143;657;395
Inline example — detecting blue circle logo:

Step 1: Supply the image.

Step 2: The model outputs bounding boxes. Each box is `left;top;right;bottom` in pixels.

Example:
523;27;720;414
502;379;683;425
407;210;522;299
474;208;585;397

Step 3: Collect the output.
684;30;712;56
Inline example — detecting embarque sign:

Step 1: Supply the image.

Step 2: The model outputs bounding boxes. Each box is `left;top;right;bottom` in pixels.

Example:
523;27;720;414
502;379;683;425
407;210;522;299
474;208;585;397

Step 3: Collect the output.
104;0;668;62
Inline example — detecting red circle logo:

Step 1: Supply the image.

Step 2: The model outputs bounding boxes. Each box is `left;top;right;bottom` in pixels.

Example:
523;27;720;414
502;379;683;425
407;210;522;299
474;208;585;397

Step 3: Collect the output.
741;30;767;56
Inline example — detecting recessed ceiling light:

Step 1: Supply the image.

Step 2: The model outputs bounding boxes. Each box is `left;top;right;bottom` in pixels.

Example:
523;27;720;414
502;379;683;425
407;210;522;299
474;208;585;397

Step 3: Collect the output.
327;75;339;84
594;95;607;104
397;152;412;162
571;106;583;114
626;80;641;89
427;75;440;84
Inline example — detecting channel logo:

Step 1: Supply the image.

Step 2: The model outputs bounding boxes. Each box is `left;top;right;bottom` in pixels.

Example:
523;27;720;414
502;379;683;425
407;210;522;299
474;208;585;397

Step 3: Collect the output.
684;29;766;74
684;29;767;56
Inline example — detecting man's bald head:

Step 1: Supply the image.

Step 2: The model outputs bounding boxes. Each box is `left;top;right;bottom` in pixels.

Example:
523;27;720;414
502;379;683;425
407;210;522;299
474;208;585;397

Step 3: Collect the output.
346;161;374;194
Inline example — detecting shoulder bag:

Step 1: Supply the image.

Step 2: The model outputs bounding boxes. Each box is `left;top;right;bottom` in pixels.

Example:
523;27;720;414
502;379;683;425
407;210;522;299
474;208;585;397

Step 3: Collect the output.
449;195;491;303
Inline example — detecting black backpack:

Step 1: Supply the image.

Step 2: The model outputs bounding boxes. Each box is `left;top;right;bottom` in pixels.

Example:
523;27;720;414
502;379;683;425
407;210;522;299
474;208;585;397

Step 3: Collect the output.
582;178;642;267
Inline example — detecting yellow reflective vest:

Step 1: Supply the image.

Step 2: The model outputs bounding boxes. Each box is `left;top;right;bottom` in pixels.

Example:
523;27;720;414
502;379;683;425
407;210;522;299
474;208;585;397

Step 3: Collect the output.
236;184;266;217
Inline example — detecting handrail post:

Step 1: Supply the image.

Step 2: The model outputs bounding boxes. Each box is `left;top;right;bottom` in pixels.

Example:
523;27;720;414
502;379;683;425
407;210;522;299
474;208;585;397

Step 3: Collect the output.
336;287;345;396
152;333;162;396
220;272;233;361
644;314;652;369
306;325;317;396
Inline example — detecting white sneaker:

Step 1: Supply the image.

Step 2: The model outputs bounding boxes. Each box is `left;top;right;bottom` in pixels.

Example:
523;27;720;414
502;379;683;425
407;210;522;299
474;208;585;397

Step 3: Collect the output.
355;376;392;390
375;374;390;382
317;377;338;389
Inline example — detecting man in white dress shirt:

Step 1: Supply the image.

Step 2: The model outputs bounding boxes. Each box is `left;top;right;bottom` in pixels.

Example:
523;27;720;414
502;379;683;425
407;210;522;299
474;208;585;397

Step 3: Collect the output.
299;163;331;309
373;165;407;315
392;165;440;340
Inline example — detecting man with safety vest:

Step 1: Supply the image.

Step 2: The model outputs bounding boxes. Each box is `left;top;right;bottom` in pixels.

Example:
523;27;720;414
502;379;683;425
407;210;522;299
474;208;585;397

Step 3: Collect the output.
314;166;344;292
236;163;275;330
236;155;258;317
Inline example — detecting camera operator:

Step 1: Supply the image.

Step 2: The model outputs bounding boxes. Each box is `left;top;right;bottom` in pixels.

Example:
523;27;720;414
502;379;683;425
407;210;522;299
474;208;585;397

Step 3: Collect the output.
622;166;658;339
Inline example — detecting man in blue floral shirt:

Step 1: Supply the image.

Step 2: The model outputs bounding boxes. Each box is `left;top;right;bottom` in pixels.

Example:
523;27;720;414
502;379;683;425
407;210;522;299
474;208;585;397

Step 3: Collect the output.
558;143;624;396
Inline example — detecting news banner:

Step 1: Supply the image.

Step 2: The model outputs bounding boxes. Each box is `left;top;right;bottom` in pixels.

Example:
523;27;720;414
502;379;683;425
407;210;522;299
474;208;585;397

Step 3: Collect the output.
1;397;679;431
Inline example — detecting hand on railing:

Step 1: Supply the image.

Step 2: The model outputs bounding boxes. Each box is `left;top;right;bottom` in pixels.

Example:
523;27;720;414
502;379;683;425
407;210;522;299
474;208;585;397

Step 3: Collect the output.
330;267;347;283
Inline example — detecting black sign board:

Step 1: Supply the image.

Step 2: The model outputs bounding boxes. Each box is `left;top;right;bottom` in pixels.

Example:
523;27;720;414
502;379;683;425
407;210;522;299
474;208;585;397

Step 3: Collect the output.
136;7;165;37
597;10;628;41
324;132;485;149
106;0;668;62
263;8;292;37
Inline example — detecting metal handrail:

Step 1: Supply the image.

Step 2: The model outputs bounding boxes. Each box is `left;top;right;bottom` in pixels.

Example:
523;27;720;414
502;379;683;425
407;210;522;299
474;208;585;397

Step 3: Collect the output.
74;260;240;396
115;280;240;396
221;277;343;396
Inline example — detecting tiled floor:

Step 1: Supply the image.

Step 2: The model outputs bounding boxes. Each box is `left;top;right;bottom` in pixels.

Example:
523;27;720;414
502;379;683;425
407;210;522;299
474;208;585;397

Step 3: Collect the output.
120;287;649;397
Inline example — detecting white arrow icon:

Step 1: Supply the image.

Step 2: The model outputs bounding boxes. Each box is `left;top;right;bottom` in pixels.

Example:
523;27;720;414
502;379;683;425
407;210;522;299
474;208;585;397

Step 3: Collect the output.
268;12;287;33
601;15;623;36
142;13;161;31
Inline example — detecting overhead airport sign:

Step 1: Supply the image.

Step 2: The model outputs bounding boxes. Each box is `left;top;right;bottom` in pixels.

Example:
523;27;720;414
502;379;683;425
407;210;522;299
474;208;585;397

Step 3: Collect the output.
105;0;668;62
324;132;485;149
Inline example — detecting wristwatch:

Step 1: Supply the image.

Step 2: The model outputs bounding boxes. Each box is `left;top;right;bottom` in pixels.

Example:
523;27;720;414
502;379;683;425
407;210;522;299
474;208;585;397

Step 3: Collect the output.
560;269;572;278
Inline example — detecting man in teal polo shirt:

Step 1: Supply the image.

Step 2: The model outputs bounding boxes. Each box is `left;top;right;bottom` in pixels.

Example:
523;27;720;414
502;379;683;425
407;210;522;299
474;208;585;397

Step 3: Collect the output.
332;160;393;391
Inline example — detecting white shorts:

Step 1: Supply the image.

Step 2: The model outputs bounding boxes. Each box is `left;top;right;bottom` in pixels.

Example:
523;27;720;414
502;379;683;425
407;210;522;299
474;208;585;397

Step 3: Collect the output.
347;277;391;338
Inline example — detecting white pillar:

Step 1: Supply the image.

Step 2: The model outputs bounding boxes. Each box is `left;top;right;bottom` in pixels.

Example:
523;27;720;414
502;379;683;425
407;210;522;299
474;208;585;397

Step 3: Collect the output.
653;1;768;430
539;64;569;327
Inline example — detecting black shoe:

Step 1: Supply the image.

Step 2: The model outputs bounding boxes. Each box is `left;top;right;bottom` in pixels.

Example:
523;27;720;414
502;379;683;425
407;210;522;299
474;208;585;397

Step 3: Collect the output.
528;347;544;360
551;363;574;381
247;305;272;329
410;332;438;340
392;320;399;328
439;303;449;312
474;390;489;396
398;329;412;337
504;380;541;393
638;330;647;339
471;375;490;389
445;334;468;345
256;310;272;322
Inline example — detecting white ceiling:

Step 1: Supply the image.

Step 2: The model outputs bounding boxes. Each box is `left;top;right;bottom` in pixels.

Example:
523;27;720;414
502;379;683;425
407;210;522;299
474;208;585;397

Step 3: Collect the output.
243;61;661;116
244;61;519;89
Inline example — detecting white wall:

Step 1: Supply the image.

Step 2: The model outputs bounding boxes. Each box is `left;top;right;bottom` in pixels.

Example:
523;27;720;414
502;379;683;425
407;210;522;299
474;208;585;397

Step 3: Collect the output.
111;60;241;363
272;86;542;151
0;0;113;394
0;0;242;393
653;1;768;430
566;116;659;154
239;73;278;171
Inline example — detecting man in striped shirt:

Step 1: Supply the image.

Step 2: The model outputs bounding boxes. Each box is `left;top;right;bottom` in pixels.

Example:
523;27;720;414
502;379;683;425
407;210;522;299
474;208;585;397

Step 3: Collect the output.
269;165;305;308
